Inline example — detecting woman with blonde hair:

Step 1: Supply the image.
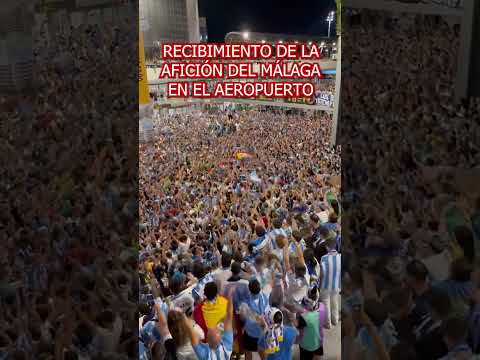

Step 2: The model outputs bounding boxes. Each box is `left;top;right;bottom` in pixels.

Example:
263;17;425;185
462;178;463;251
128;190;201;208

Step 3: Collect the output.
167;310;204;360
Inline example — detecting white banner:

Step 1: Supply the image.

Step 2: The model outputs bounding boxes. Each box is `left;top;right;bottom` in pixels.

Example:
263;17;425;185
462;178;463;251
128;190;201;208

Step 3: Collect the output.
315;91;334;107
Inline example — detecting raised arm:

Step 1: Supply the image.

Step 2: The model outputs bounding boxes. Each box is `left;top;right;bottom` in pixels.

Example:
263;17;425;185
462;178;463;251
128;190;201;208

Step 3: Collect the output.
295;241;306;268
224;294;234;332
283;245;291;274
154;302;171;339
185;314;200;346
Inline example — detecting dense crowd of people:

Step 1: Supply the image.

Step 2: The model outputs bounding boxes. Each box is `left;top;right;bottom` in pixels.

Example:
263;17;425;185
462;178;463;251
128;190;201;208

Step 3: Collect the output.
342;9;479;360
0;8;138;360
139;108;341;360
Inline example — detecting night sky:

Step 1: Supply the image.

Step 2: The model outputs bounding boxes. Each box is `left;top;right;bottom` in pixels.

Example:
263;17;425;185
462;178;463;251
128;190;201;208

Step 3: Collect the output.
199;0;336;42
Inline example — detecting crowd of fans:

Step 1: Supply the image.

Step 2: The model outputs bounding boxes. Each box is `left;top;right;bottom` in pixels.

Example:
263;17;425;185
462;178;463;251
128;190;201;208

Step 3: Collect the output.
341;9;479;360
139;108;341;360
0;9;138;360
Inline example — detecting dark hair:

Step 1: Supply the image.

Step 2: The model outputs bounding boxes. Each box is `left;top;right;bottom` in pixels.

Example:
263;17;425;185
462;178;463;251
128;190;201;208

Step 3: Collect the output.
255;225;266;237
331;200;340;215
75;323;93;347
273;218;283;229
97;310;114;328
363;299;388;327
254;256;265;267
319;226;330;237
248;279;261;295
308;286;318;301
204;282;218;301
273;311;283;324
310;213;320;224
221;252;233;268
442;317;468;343
192;261;205;279
453;226;474;263
386;287;412;310
428;290;451;319
139;303;151;316
325;236;337;250
406;260;429;282
231;261;242;275
389;343;418;360
450;257;472;282
292;230;302;242
328;212;338;224
233;251;244;263
303;248;316;264
294;264;307;278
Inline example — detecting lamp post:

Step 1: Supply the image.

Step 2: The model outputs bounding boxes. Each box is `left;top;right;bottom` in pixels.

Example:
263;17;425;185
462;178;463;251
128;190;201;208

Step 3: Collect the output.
327;11;335;38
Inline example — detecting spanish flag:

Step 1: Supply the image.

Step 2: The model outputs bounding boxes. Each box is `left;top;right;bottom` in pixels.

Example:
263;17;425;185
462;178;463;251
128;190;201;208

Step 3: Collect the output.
235;152;253;161
193;295;228;339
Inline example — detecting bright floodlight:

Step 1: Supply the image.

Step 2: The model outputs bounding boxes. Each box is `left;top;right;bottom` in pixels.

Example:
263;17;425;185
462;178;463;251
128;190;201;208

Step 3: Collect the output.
243;32;249;40
326;10;335;38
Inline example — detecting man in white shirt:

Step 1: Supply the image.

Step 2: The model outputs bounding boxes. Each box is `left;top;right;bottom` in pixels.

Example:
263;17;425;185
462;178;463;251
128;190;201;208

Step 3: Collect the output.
212;252;233;293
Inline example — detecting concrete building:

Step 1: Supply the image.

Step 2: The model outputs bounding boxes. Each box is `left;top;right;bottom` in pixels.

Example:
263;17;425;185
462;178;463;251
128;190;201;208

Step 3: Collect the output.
140;0;199;51
0;1;34;94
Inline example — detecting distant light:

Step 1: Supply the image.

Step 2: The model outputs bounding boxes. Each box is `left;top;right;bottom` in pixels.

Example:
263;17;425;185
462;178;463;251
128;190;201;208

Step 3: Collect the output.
333;42;336;46
242;32;249;40
279;40;283;43
308;41;312;45
320;41;325;46
261;39;266;43
294;40;298;44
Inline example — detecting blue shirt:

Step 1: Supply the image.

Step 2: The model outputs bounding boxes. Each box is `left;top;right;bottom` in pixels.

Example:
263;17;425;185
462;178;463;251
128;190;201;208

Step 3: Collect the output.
259;326;298;360
319;251;341;292
193;331;233;360
243;292;270;338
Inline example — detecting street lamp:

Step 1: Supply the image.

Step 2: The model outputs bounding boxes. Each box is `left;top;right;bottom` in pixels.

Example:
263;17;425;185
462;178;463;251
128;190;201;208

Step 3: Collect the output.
326;11;335;38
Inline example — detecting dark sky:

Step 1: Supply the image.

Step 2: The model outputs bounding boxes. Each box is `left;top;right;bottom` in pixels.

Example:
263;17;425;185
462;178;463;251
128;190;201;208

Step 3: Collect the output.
198;0;336;42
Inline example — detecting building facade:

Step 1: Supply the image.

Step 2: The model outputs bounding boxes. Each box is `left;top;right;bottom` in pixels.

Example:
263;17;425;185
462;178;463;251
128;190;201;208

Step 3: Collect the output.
140;0;199;52
0;1;34;94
